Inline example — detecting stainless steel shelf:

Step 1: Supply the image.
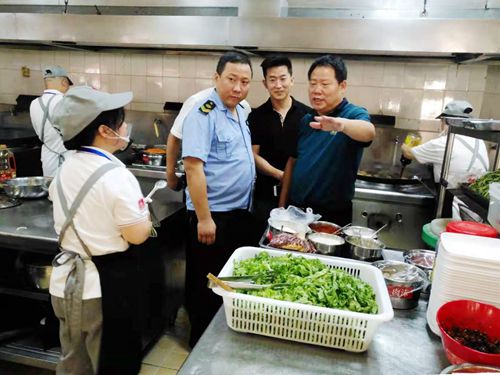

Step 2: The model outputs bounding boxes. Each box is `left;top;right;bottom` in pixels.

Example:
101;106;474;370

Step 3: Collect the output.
436;120;500;217
448;125;500;143
0;337;59;370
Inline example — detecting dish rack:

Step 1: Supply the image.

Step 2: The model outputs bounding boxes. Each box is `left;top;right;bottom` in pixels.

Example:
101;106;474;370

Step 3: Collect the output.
212;247;394;352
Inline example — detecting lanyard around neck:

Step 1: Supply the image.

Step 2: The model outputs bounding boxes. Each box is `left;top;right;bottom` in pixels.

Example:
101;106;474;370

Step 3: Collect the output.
79;147;112;161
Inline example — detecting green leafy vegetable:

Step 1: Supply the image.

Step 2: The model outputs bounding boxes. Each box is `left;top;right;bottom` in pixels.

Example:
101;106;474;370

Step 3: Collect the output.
469;170;500;200
233;252;379;314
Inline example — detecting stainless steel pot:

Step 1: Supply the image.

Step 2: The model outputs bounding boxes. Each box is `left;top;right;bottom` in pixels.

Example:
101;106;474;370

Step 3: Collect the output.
343;226;378;238
142;152;165;166
345;235;385;261
3;176;52;198
307;232;345;255
372;260;427;310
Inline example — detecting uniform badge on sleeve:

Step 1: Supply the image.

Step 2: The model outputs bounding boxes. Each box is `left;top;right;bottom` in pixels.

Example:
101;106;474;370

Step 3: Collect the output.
199;100;216;115
138;198;146;211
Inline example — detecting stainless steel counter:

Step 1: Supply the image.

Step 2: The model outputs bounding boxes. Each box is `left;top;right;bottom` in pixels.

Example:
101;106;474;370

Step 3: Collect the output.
0;188;185;252
179;302;448;375
0;198;57;252
179;251;448;375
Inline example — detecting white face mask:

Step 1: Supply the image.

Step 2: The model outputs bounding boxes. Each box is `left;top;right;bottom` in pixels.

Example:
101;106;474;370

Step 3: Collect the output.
107;124;133;151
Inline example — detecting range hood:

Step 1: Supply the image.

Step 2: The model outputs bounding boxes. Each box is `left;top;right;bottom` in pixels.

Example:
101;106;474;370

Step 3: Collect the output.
0;12;499;61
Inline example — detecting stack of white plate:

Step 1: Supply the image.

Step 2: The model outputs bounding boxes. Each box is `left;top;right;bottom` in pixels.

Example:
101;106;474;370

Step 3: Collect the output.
426;232;500;335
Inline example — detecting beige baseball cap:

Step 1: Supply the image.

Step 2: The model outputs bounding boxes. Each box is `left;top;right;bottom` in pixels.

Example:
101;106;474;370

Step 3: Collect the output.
52;85;133;141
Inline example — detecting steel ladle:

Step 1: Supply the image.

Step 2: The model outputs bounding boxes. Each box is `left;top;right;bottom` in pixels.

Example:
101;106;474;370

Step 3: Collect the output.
369;223;388;239
144;180;167;202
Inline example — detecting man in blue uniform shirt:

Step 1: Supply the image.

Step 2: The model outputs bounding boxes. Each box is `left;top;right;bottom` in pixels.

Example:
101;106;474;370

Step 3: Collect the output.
279;55;376;226
181;51;256;347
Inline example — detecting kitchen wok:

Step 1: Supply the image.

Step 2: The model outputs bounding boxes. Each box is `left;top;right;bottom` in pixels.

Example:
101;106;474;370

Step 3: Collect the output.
357;171;420;185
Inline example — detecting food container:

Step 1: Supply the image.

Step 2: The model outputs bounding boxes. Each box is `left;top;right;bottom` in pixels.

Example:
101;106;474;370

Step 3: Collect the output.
142;152;165;166
343;226;378;239
307;232;345;255
3;176;52;198
404;249;436;295
308;221;341;235
267;219;310;238
440;363;500;374
403;249;435;278
26;263;52;290
212;246;394;352
345;235;385;261
372;260;427;309
437;300;500;367
141;147;166;166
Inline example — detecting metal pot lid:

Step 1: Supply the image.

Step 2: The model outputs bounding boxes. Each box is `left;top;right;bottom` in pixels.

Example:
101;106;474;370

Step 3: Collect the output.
0;195;21;209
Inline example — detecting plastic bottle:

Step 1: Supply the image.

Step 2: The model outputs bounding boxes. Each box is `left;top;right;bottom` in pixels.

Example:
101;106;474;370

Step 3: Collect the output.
0;144;16;182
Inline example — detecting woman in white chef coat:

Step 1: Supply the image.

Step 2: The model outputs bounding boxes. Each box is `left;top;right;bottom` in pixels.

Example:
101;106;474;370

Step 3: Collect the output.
48;85;152;375
401;100;489;188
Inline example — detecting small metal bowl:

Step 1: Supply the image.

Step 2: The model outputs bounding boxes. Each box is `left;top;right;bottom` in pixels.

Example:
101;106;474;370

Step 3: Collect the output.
345;235;385;261
307;232;345;255
308;221;341;235
403;249;435;278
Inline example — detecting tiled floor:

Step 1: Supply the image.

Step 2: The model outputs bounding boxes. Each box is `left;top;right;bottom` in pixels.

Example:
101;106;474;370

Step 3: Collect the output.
0;307;191;375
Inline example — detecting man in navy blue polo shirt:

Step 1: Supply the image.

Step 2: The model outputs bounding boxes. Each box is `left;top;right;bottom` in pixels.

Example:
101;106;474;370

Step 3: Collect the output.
182;51;257;347
279;55;376;226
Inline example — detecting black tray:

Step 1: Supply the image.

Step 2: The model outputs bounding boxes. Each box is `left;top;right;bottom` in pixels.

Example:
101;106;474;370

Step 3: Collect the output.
459;183;489;209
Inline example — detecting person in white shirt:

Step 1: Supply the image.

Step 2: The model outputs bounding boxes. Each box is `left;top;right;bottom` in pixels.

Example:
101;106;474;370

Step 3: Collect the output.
30;65;73;177
165;87;251;190
401;100;489;188
49;86;152;375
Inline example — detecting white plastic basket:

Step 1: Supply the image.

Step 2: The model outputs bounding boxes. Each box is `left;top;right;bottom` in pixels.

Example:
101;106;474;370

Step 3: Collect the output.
212;247;394;352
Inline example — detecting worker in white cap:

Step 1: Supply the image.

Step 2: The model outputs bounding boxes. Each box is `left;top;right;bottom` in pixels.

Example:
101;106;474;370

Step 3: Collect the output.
30;65;74;177
49;85;152;375
401;100;489;187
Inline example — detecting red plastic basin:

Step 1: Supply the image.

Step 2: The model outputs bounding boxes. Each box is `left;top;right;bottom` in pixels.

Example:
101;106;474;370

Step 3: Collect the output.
437;300;500;366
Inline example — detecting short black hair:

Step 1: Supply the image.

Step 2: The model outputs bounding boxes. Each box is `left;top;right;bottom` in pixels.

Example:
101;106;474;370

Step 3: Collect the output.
64;107;125;150
307;55;347;83
260;55;292;77
216;51;253;77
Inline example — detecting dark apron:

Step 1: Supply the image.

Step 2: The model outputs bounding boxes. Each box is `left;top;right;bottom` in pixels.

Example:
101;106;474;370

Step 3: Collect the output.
93;247;143;375
53;162;144;375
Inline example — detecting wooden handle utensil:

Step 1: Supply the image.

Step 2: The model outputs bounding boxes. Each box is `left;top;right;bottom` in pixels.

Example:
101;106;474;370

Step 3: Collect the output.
207;273;235;292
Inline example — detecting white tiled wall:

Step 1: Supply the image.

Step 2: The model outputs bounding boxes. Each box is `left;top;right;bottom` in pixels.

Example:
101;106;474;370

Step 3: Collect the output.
0;47;494;131
480;65;500;120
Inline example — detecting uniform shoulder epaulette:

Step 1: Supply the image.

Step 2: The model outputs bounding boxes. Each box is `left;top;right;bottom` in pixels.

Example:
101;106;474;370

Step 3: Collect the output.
199;100;216;115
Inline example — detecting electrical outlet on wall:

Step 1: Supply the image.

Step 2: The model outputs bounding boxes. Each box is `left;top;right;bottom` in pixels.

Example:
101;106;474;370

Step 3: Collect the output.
21;66;30;77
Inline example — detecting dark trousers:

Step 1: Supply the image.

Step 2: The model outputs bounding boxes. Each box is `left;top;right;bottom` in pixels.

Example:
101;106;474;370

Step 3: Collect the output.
290;201;353;227
184;209;259;348
252;196;279;235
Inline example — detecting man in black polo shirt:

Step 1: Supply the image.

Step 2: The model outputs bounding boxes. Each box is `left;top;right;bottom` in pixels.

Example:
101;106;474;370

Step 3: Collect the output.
248;55;311;230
